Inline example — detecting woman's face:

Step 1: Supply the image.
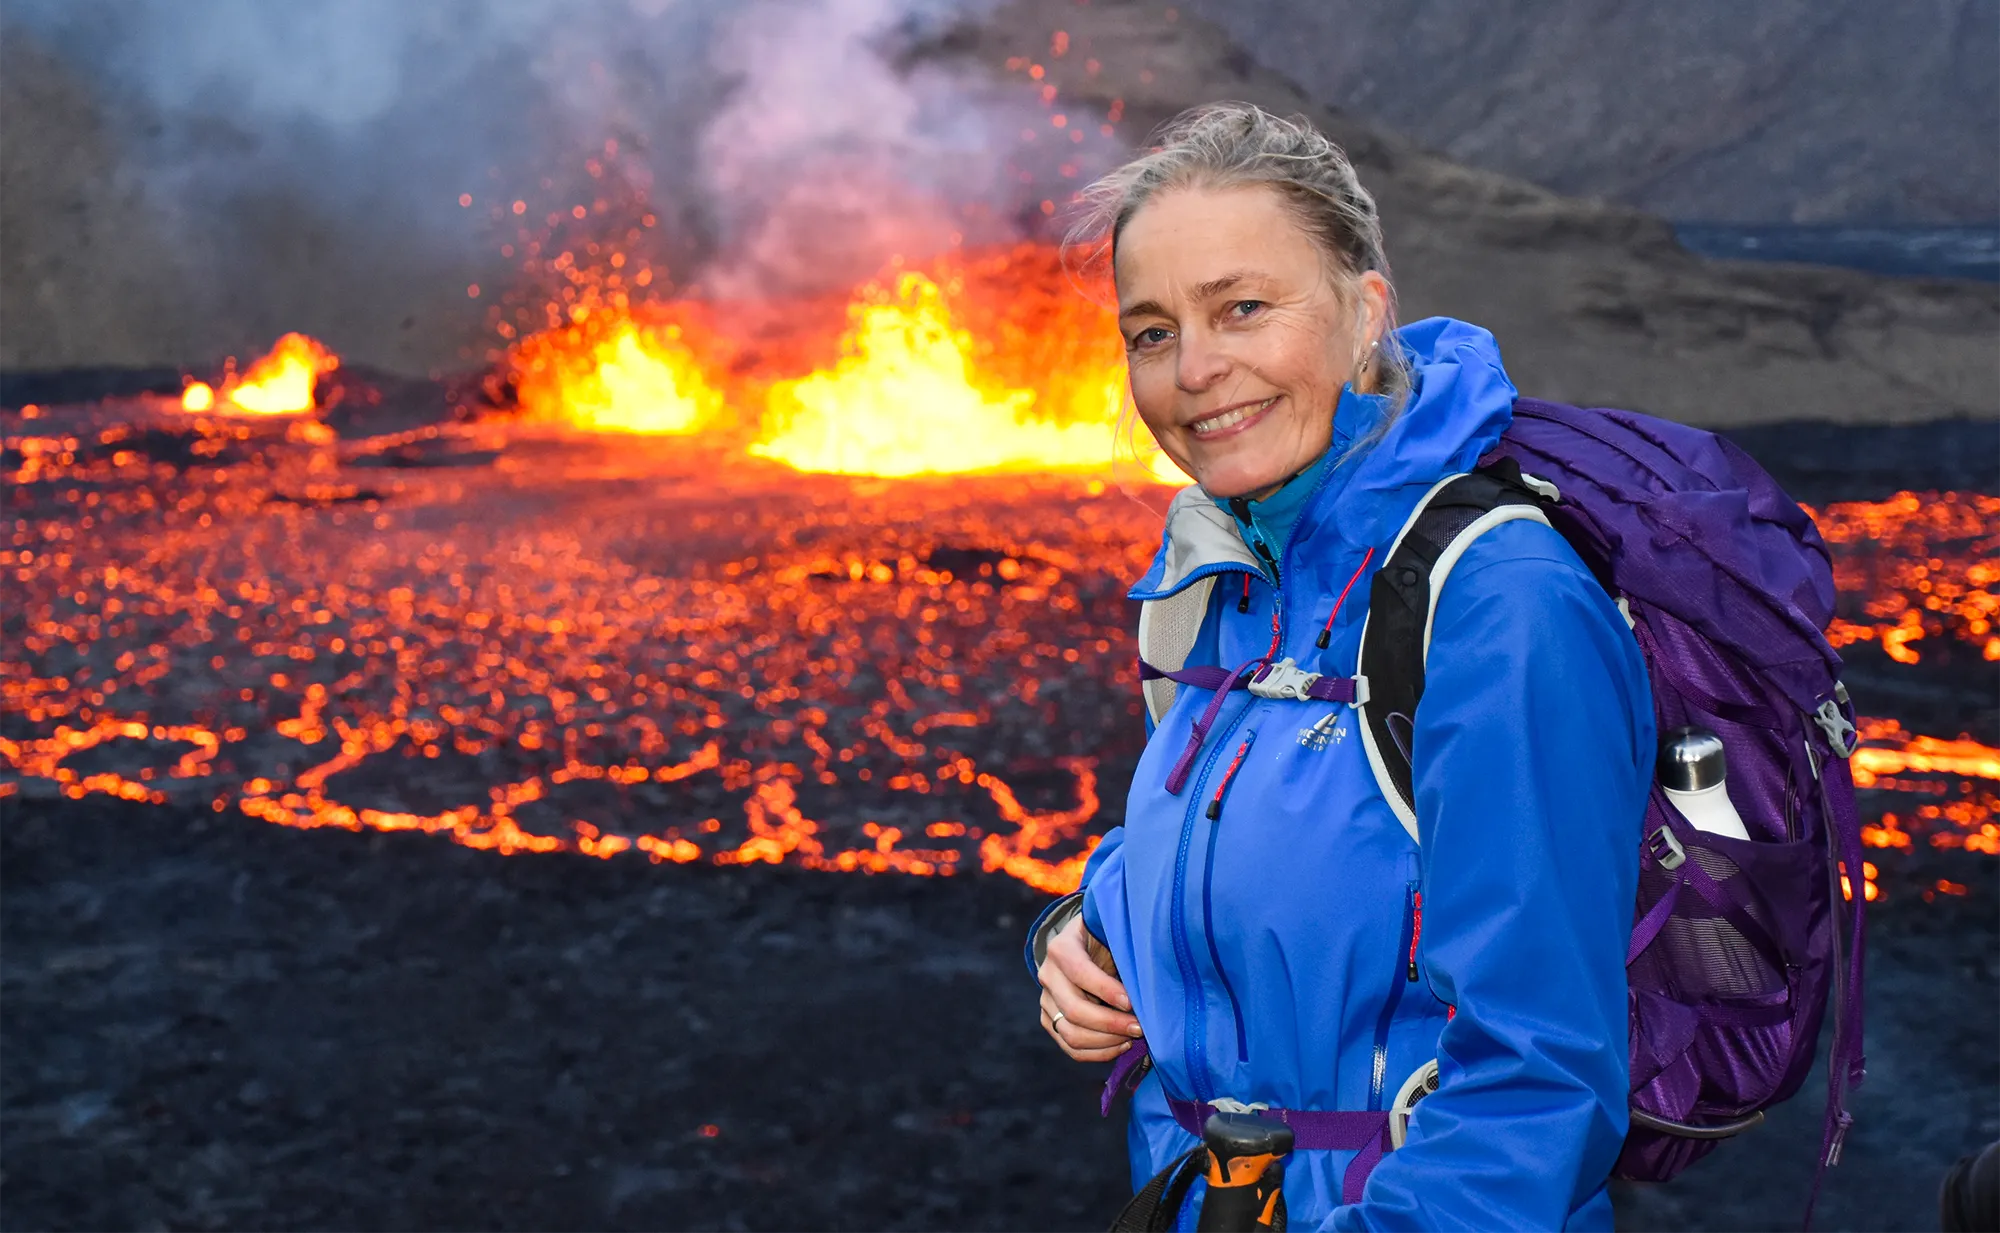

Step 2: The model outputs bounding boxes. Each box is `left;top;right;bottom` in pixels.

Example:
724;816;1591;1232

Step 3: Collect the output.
1115;185;1388;499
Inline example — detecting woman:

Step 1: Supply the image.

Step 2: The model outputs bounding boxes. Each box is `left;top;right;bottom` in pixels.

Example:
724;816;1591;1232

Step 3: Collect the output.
1031;103;1655;1230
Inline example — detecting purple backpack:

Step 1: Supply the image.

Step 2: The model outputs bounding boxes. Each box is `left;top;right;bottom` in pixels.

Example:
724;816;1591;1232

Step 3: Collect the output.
1357;398;1866;1200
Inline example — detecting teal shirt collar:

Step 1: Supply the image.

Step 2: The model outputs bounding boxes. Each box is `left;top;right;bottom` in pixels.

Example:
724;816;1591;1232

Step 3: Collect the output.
1211;430;1342;582
1210;382;1392;580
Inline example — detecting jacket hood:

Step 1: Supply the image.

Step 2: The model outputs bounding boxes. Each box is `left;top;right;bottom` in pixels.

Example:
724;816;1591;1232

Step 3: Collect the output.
1131;317;1518;600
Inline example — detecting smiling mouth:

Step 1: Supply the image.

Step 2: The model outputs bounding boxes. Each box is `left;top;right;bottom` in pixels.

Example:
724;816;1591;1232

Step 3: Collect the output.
1190;396;1278;439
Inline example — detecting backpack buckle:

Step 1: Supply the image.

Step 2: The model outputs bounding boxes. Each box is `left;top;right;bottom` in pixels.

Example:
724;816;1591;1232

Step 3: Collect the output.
1814;698;1858;758
1248;657;1322;701
1208;1097;1272;1115
1647;825;1688;871
1517;471;1562;503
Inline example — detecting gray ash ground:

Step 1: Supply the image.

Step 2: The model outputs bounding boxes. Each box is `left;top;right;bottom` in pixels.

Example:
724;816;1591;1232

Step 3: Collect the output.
1;797;1133;1231
2;391;1995;1230
2;794;1992;1232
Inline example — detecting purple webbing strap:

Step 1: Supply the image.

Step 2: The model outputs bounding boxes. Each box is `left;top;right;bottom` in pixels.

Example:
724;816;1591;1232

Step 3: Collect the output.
1626;878;1682;965
1807;749;1869;1228
1139;658;1362;794
1101;1039;1152;1116
1311;680;1361;703
1140;662;1237;690
1823;754;1868;1093
1162;658;1265;793
1167;1098;1391;1207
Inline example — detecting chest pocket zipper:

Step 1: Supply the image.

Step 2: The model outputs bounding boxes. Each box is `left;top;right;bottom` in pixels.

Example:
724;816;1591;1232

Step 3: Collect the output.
1369;880;1420;1109
1202;731;1256;1064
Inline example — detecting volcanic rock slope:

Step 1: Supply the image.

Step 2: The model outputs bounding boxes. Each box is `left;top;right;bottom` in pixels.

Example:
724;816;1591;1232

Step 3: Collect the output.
927;0;2000;428
2;0;1995;433
1189;0;2000;225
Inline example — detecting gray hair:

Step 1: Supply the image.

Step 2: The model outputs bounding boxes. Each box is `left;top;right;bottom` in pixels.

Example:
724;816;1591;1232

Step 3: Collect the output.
1067;103;1412;465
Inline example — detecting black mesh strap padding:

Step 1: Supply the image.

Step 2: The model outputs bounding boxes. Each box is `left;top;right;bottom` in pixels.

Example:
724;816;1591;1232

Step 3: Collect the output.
1360;459;1551;818
1110;1146;1207;1233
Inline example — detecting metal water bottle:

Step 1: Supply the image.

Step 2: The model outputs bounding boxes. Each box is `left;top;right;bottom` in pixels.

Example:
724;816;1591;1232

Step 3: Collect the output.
1657;726;1752;841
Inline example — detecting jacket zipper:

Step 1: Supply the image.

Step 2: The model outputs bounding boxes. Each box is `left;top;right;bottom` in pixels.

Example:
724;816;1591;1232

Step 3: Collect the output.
1171;454;1351;1102
1271;448;1421;1110
1226;497;1284;587
1170;696;1253;1104
1202;733;1256;1064
1272;460;1345;647
1367;880;1420;1110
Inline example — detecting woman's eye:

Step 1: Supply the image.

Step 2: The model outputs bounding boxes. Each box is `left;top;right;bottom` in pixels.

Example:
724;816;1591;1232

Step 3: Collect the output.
1131;327;1172;349
1230;300;1266;318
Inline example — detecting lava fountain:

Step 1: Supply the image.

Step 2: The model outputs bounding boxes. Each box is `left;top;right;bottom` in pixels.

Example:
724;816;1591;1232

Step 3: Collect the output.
485;203;1184;483
182;332;340;417
749;270;1120;477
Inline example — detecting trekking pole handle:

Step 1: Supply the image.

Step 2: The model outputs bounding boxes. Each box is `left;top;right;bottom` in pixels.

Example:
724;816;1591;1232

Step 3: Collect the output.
1196;1111;1293;1232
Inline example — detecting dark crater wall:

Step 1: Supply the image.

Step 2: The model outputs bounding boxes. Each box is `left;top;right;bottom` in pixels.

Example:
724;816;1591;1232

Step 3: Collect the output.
1191;0;2000;225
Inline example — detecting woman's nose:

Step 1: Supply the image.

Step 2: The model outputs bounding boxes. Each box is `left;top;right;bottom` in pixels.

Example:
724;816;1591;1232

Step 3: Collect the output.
1175;333;1229;393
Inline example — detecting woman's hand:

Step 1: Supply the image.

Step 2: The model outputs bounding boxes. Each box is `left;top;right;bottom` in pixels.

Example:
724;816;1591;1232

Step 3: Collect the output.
1037;913;1144;1061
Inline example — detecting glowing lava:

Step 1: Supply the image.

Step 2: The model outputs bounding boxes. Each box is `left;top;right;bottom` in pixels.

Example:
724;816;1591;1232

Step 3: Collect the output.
752;271;1120;477
511;317;723;435
2;395;1996;901
496;243;1176;481
1851;717;2000;785
181;332;339;416
1810;490;2000;663
0;419;1146;893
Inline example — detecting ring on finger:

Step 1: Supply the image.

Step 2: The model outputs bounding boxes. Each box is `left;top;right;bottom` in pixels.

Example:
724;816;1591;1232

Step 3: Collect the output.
1051;1009;1068;1030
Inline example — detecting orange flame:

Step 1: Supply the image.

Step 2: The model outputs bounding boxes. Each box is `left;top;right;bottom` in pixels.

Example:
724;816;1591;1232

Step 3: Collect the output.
495;245;1187;483
751;271;1120;476
181;332;339;416
511;317;723;435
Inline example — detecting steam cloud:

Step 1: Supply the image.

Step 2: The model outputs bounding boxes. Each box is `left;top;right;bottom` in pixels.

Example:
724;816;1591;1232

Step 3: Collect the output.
5;0;1089;311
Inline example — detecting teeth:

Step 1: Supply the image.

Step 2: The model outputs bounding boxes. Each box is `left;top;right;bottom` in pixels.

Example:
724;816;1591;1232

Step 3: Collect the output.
1192;397;1275;437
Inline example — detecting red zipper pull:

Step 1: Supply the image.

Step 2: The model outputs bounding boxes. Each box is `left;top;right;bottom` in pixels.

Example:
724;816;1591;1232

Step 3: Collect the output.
1316;547;1374;650
1408;889;1423;981
1207;737;1254;821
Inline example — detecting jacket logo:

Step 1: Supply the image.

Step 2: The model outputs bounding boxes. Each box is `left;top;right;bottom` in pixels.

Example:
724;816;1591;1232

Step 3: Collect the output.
1298;713;1345;751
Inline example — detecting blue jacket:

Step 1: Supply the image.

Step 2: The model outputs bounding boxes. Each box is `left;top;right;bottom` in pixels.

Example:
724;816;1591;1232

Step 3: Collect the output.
1048;319;1654;1230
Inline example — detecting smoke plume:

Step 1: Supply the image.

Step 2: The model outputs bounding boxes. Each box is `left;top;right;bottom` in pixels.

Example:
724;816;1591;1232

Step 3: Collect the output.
1;0;1090;371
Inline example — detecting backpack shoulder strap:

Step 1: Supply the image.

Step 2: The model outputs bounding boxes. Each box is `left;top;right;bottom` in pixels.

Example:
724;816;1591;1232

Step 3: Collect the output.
1357;458;1557;842
1138;575;1219;726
